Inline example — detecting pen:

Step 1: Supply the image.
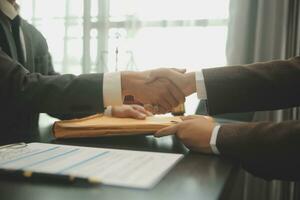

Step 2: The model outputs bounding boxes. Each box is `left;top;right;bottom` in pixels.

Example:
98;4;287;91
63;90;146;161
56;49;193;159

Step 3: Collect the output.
0;169;101;185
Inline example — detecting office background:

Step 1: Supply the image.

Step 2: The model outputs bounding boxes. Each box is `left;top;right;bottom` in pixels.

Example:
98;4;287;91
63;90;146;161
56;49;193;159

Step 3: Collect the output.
17;0;230;115
7;0;300;199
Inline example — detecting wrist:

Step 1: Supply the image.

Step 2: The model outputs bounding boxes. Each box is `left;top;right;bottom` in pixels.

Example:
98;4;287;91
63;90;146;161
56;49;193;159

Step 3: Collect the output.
121;71;140;97
184;72;196;96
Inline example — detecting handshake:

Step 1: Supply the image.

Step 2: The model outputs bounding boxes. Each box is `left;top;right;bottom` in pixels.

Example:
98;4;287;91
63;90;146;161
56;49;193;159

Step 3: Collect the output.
109;68;215;154
121;68;196;114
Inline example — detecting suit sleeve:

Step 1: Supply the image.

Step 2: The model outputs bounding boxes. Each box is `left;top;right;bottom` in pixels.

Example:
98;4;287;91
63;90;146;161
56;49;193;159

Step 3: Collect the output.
32;31;100;119
217;121;300;181
0;50;105;116
45;51;99;119
202;56;300;115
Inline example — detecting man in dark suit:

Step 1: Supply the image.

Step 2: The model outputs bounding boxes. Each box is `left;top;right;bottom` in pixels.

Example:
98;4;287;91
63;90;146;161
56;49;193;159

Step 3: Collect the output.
0;0;185;142
154;57;300;181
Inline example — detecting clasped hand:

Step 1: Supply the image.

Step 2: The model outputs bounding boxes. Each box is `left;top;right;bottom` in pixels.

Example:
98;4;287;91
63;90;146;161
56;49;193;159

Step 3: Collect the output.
121;68;196;114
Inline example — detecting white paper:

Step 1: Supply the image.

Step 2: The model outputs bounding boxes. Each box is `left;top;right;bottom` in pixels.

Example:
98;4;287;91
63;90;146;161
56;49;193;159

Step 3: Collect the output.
0;143;183;189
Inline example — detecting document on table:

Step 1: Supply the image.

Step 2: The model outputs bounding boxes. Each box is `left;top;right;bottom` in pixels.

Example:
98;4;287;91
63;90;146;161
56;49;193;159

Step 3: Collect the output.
0;143;183;189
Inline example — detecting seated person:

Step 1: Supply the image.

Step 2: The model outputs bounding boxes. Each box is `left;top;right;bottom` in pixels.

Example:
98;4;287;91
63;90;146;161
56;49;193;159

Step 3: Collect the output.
151;57;300;181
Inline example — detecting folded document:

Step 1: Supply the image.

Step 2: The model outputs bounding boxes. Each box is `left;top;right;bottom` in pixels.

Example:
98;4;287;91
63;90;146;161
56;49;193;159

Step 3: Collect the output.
53;114;182;139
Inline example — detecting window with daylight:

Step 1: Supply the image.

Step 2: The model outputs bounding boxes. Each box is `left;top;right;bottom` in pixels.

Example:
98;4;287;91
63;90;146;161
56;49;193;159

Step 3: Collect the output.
18;0;229;114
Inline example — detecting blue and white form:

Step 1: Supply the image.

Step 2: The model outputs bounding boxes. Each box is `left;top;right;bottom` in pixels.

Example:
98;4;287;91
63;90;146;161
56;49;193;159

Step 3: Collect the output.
0;143;183;189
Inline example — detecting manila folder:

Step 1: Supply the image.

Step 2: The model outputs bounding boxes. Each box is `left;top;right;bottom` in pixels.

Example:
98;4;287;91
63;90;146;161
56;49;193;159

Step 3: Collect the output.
53;114;182;139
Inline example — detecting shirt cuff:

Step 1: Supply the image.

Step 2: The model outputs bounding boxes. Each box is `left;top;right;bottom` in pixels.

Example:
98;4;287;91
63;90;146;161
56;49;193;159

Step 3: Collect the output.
210;124;221;155
104;106;112;116
195;71;208;99
103;72;123;107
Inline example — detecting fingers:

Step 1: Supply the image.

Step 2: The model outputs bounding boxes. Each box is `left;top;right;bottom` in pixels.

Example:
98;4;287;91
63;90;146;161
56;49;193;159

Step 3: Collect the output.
127;108;147;119
161;79;185;110
149;79;185;114
154;124;179;137
131;104;153;116
157;97;172;114
181;115;215;123
146;68;186;83
144;104;155;113
145;69;165;83
181;115;202;121
158;91;181;113
165;90;179;108
149;79;174;113
171;68;186;74
145;76;157;84
166;79;185;104
112;105;146;119
144;104;165;115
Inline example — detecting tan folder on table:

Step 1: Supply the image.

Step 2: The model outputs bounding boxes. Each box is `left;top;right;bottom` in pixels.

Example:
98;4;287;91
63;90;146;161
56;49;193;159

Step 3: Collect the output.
53;114;182;139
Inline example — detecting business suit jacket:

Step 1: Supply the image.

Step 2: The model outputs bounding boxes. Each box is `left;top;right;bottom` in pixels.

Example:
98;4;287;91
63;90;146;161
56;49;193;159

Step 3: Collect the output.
202;56;300;181
0;12;104;142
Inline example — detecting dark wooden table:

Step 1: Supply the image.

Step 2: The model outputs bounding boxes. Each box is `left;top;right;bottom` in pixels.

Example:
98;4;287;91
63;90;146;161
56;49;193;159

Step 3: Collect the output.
0;114;238;200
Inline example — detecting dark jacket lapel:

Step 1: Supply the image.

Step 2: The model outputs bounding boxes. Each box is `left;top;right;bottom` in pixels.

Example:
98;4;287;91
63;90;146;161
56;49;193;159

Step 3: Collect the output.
0;10;18;61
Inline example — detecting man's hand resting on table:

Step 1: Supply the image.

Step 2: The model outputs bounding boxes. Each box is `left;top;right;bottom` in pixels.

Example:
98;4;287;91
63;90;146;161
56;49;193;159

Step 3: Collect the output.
155;115;216;154
112;105;153;120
